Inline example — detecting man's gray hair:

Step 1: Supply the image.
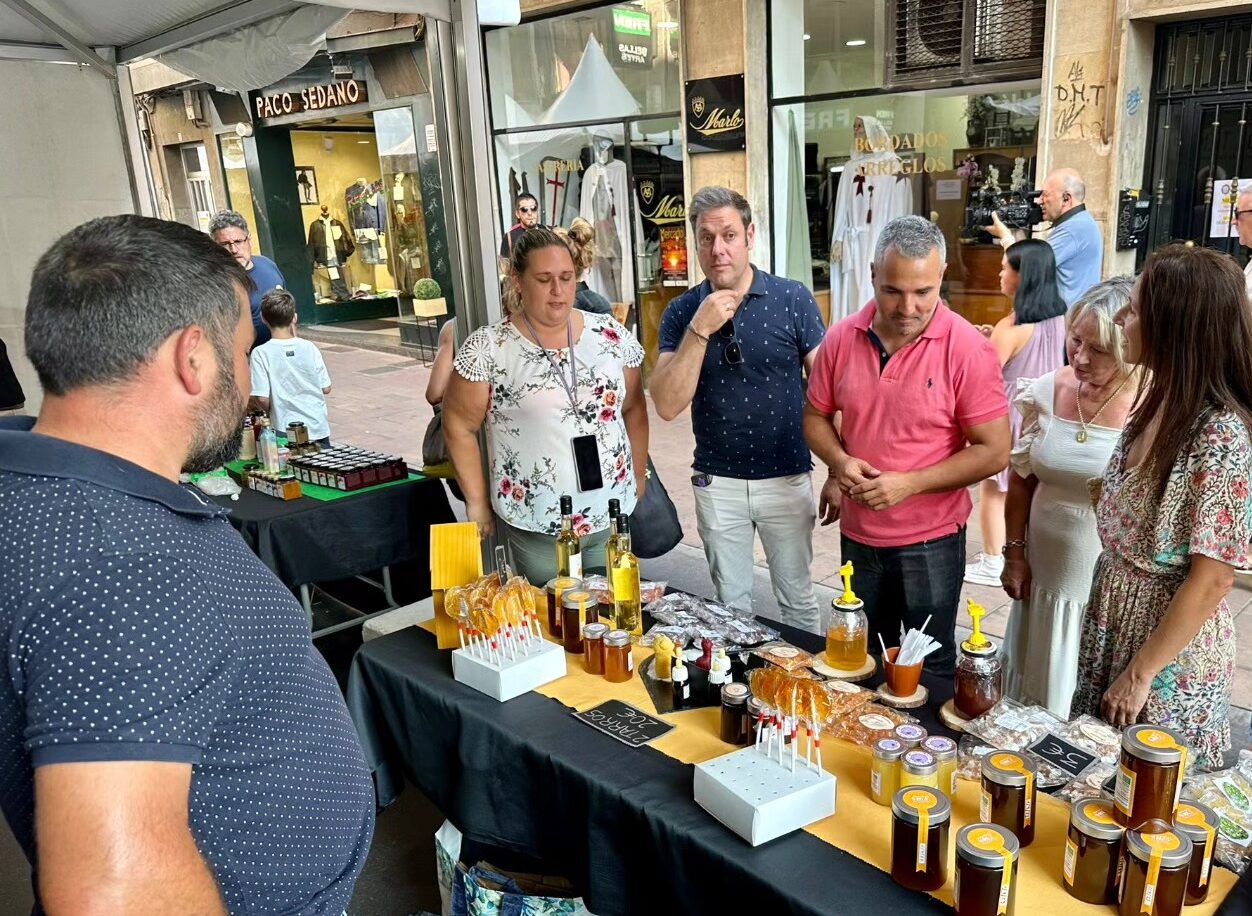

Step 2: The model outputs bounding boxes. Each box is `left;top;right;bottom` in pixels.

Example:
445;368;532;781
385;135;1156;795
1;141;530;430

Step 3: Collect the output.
1067;276;1135;376
688;186;753;231
873;215;946;265
1058;170;1087;202
208;209;249;237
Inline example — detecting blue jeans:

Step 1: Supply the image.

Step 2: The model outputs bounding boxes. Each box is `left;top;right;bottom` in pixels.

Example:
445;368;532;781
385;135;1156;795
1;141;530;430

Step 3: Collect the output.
840;527;966;677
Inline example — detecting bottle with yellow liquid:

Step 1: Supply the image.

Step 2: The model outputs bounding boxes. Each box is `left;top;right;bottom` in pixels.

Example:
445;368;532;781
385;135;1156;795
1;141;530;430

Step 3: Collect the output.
605;498;624;579
611;515;642;635
555;494;583;579
826;561;869;671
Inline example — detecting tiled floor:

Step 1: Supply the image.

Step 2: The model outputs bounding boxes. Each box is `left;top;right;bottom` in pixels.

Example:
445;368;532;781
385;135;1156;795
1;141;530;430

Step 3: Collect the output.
315;336;1252;714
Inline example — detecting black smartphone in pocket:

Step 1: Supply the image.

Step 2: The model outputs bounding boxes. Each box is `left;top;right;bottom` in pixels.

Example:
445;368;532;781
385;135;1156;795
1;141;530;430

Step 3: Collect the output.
571;434;604;492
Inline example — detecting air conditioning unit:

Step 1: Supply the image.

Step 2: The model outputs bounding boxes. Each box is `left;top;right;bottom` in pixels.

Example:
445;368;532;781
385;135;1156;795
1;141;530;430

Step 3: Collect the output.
897;0;963;71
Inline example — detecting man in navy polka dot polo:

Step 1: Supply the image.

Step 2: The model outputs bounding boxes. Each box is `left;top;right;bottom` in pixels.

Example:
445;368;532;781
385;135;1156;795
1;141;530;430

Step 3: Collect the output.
0;216;374;914
652;187;826;632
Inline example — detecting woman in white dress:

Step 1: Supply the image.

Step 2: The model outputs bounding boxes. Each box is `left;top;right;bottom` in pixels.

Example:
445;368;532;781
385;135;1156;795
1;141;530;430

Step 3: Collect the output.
1000;278;1141;717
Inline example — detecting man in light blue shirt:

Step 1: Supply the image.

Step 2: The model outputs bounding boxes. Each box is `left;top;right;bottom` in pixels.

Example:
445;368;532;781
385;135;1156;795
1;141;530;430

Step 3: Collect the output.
992;168;1103;306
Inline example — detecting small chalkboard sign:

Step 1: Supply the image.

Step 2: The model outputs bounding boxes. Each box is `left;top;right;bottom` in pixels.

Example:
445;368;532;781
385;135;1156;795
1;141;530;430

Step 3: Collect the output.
1029;733;1098;778
573;699;674;747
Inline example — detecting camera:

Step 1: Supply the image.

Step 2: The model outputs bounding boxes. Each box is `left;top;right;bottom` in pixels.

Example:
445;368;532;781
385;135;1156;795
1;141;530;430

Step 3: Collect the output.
965;188;1044;234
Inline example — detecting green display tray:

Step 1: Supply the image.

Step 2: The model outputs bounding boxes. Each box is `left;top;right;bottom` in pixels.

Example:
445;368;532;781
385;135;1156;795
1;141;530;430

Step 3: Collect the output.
220;459;426;502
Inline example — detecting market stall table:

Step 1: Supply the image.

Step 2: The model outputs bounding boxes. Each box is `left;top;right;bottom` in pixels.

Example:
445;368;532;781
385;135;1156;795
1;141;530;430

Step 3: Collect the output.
211;469;454;635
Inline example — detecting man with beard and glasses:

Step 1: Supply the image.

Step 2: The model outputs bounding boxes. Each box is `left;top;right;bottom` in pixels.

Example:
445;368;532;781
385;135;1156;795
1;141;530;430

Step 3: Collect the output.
0;216;374;914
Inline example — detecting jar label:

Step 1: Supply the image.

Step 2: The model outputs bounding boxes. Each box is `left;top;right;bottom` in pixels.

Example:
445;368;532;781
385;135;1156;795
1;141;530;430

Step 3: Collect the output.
1115;764;1136;817
568;554;583;579
627;650;633;672
1140;832;1182;914
960;827;1014;914
980;788;991;823
988;754;1034;826
1083;801;1118;826
904;789;937;872
1063;837;1077;885
871;770;882;797
1175;806;1215;886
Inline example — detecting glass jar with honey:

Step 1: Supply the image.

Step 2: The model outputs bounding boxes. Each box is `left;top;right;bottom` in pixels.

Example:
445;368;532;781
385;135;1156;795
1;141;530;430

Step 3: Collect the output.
1173;801;1219;905
922;736;958;799
894;724;927;750
891;787;951;892
582;623;608;675
603;629;634;683
871;737;905;806
955;823;1019;916
954;602;1002;719
1119;822;1192;916
901;750;939;791
1063;799;1124;904
825;562;868;671
720;682;750;745
560;588;593;653
980;752;1037;847
1115;724;1189;829
545;576;579;637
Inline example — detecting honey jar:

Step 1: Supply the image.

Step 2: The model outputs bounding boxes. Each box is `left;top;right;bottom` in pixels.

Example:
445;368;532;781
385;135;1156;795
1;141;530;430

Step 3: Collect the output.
545;576;580;637
603;629;634;683
582;623;608;675
560;588;593;653
922;735;959;798
871;737;905;806
1115;725;1188;829
901;750;939;790
720;682;750;745
890;787;951;892
980;752;1037;847
1119;822;1192;916
1173;801;1218;905
894;723;927;749
1063;799;1124;904
955;823;1019;915
746;696;765;744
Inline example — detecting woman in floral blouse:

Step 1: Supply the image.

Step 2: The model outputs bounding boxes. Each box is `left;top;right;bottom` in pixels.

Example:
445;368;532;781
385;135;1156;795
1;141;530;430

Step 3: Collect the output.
443;228;648;583
1070;245;1252;770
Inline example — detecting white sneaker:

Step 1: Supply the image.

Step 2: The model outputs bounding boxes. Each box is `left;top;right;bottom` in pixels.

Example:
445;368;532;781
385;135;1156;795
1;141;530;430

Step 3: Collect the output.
964;553;1005;586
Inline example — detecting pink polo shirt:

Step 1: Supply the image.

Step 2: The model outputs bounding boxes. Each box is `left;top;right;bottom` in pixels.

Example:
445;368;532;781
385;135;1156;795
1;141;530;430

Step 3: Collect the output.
807;300;1008;548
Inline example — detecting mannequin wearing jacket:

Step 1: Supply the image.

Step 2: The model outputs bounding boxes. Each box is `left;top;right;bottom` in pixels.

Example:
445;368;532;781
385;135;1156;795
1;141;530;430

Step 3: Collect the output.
308;206;354;301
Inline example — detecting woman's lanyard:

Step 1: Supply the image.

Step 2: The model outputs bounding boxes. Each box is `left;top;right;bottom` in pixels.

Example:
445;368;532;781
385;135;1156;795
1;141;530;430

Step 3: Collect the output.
520;314;579;411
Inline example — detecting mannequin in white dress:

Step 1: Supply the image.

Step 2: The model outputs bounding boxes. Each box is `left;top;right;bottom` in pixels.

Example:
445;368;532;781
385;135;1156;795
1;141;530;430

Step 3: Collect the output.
579;137;636;307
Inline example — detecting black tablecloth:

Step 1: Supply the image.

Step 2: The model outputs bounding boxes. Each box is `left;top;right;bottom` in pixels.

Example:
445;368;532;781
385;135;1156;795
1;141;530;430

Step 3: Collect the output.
212;477;454;589
349;616;958;916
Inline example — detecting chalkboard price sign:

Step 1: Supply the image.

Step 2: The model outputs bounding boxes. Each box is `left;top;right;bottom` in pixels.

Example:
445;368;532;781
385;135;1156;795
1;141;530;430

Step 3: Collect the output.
573;699;674;747
1028;733;1099;778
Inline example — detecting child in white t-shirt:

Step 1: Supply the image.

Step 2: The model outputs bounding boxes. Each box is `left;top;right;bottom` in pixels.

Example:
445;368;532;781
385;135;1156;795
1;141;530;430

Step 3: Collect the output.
249;289;332;443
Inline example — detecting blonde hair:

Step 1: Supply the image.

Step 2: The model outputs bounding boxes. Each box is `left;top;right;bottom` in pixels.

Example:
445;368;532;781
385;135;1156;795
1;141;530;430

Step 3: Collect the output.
1066;277;1134;379
502;227;575;315
554;218;596;273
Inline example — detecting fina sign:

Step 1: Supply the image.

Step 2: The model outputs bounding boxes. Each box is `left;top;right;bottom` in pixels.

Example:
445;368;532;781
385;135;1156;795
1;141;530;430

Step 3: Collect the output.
612;6;652;68
252;80;369;119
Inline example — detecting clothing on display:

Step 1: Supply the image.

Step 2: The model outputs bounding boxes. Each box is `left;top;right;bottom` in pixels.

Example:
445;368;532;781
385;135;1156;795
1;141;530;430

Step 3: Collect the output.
345;178;388;265
387;172;429;297
579;138;636;306
829;116;913;322
308;213;355;266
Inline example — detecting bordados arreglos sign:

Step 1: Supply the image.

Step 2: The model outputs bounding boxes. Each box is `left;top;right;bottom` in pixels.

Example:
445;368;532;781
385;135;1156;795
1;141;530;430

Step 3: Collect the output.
685;74;746;153
253;80;368;119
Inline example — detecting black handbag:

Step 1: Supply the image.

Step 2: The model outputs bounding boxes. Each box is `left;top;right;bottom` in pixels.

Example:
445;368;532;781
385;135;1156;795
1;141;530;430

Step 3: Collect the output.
422;404;449;467
629;457;682;559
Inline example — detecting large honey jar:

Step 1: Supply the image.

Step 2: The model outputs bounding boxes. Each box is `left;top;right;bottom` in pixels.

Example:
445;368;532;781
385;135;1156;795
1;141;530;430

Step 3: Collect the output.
891;787;951;892
545;576;580;636
980;752;1037;847
1173;801;1219;905
1119;822;1192;916
1114;725;1188;829
1063;799;1124;904
954;823;1019;915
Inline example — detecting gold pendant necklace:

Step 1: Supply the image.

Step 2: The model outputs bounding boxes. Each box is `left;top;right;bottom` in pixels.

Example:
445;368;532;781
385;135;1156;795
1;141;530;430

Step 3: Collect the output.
1076;374;1130;443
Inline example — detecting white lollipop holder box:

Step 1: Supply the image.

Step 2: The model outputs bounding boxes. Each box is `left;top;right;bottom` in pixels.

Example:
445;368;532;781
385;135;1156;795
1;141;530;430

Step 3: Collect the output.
451;637;566;702
694;745;837;846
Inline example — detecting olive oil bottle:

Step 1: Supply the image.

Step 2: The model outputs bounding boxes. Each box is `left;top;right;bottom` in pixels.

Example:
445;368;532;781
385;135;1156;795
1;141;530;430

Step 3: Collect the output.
555;495;583;579
611;515;641;635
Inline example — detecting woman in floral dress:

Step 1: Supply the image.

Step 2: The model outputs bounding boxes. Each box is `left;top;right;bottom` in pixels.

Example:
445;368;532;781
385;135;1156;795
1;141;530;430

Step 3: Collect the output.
1070;245;1252;770
443;228;648;583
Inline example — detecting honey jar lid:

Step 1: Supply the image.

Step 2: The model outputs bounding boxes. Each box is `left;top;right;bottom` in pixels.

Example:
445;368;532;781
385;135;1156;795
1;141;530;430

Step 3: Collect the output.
1125;824;1193;867
547;576;581;594
872;737;905;762
902;750;938;775
746;695;765;715
1174;801;1219;842
956;823;1020;868
1070;799;1124;841
891;786;951;825
1123;724;1188;765
981;751;1037;787
603;629;631;647
895;724;927;743
722;682;749;705
921;736;957;760
582;622;609;639
561;588;594;609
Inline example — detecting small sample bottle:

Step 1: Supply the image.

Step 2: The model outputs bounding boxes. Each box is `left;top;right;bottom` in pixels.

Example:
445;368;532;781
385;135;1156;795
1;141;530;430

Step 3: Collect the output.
901;750;939;791
544;576;579;637
720;682;750;745
1114;724;1189;829
602;629;634;683
561;588;593;654
871;737;906;806
611;516;642;635
708;647;731;701
671;650;691;709
894;723;927;750
1173;801;1219;905
980;752;1037;847
555;495;583;579
922;735;959;799
1119;821;1192;916
890;787;951;892
954;823;1019;916
582;622;608;675
1063;799;1124;905
605;497;623;578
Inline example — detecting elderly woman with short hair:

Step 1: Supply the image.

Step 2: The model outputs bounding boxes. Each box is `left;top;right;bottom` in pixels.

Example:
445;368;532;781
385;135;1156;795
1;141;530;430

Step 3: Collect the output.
999;277;1141;717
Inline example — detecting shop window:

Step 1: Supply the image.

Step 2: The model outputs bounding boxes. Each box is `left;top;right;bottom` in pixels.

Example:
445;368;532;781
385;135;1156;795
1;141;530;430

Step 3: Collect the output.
485;0;682;130
771;0;886;98
219;135;262;255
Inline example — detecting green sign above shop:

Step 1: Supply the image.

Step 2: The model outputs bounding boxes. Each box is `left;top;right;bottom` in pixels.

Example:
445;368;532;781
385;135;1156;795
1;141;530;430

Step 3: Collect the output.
613;7;651;36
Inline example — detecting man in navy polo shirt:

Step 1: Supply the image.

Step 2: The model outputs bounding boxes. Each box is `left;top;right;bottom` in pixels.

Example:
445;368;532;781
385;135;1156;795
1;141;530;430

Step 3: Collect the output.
652;186;826;631
210;209;285;348
0;215;373;913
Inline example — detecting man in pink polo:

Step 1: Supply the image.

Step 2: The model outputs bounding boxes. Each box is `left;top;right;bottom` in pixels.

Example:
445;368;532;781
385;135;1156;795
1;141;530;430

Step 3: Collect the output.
805;216;1010;675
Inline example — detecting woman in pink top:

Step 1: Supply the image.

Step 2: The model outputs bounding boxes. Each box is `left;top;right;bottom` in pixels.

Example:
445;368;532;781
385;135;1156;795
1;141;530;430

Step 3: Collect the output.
965;239;1069;586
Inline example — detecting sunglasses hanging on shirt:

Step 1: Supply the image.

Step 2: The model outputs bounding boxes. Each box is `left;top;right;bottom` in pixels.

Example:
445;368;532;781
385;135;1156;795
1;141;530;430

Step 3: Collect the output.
720;319;743;366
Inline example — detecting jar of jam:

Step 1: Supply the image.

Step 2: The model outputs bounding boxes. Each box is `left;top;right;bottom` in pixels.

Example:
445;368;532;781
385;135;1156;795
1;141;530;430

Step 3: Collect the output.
954;636;1002;719
1119;822;1192;916
872;737;905;805
603;630;633;683
1115;725;1189;829
955;823;1019;916
1064;799;1124;904
980;752;1036;847
901;750;939;791
720;682;750;744
1173;801;1218;905
560;588;593;653
894;724;927;749
891;787;951;892
582;623;608;675
922;736;959;798
545;576;579;637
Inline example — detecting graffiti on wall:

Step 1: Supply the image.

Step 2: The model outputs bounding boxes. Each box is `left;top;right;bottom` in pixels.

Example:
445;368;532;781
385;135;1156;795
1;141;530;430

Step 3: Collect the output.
1054;59;1107;141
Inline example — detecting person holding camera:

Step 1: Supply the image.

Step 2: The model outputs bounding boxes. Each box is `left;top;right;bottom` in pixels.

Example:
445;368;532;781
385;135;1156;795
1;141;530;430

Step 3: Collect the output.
990;168;1103;307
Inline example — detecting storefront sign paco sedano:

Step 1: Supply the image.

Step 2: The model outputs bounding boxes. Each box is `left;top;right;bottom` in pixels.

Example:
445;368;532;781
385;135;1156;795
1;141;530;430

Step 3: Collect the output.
685;75;746;154
252;80;368;119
